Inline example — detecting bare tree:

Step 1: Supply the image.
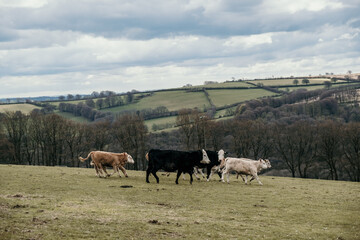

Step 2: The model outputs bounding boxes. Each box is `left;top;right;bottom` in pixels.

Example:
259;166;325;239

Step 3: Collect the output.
176;109;195;150
341;122;360;181
317;121;342;180
112;114;147;170
2;111;28;164
273;121;317;178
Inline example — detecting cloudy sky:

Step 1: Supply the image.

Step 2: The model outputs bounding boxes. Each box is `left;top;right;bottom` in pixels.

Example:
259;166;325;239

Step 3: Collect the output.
0;0;359;98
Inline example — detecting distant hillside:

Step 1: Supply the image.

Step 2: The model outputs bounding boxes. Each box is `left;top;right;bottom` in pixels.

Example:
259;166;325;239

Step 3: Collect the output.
1;74;360;132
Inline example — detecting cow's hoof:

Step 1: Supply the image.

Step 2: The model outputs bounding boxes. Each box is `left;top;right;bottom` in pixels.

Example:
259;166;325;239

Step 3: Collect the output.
125;175;128;178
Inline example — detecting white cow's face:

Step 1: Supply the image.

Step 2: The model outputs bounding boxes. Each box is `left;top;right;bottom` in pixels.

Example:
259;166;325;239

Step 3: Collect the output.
127;154;135;164
259;159;268;169
217;149;225;162
265;159;271;168
200;149;210;164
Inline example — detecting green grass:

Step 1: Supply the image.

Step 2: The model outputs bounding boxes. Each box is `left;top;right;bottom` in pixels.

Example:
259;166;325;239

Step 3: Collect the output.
101;91;211;113
250;78;333;86
0;104;41;114
55;111;91;123
208;89;277;107
1;165;359;240
188;81;253;88
145;116;177;132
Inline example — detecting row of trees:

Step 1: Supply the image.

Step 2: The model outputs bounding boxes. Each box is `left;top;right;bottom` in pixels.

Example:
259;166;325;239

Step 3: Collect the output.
0;111;147;170
0;109;359;181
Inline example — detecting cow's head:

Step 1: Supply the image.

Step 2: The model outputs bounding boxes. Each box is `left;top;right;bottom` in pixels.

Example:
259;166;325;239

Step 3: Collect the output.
259;158;269;169
264;159;271;169
126;153;135;164
200;149;211;164
217;149;225;162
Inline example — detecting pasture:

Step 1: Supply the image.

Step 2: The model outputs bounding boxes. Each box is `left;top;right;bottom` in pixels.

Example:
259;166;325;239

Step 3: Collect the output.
0;104;40;114
207;89;276;107
189;81;253;88
250;78;332;86
101;91;210;113
1;165;359;240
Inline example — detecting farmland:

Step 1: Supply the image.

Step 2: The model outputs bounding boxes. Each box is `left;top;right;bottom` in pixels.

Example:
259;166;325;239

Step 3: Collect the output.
207;89;277;107
0;165;359;240
101;90;211;113
250;78;335;86
0;104;41;114
1;77;359;132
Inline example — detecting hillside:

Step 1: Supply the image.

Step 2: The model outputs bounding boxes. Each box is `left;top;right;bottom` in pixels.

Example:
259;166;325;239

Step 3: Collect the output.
1;75;360;132
0;165;359;240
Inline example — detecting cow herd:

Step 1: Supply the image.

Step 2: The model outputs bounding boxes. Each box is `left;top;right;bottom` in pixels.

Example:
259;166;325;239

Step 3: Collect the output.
79;149;272;185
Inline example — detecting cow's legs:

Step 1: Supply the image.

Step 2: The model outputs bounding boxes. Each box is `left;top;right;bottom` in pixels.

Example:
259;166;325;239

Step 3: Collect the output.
118;165;128;177
189;172;193;184
110;165;118;177
96;163;107;178
146;167;151;183
94;164;102;177
175;171;182;184
207;165;220;181
101;166;111;177
151;169;160;183
193;167;201;180
252;173;263;185
239;174;246;182
198;168;206;178
221;168;229;183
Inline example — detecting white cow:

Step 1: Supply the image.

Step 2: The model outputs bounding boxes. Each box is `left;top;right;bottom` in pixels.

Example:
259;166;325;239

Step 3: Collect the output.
221;158;271;185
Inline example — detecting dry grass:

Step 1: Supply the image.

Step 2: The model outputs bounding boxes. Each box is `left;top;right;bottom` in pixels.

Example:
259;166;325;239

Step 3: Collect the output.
0;104;41;114
1;165;359;239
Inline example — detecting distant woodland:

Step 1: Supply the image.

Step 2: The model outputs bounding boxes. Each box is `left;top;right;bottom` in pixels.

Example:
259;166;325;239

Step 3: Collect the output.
1;86;359;182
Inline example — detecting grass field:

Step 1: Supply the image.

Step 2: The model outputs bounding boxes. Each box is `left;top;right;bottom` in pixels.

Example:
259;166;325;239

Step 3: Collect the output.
208;89;277;107
55;111;91;123
144;116;177;132
102;91;211;113
0;104;40;114
188;81;253;89
1;165;359;240
250;78;333;86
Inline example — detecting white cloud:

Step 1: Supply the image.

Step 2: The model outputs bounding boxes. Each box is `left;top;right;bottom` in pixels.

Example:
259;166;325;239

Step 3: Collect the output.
0;0;359;99
0;0;48;8
261;0;345;14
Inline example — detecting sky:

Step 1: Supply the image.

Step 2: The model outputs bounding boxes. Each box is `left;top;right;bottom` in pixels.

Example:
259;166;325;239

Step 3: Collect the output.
0;0;359;99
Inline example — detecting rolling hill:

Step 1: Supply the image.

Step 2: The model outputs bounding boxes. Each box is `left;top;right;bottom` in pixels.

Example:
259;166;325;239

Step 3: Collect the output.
1;75;359;132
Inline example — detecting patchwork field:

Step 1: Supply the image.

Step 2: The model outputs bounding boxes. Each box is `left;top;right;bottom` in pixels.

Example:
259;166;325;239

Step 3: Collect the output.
0;104;41;114
1;165;359;240
102;91;211;113
189;81;253;88
250;78;333;86
207;89;277;107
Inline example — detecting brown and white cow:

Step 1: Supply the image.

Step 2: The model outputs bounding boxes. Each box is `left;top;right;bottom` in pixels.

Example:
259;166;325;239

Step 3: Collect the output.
79;151;134;178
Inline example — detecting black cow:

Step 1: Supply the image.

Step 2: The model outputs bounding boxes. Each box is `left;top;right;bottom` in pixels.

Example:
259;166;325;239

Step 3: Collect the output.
145;149;210;184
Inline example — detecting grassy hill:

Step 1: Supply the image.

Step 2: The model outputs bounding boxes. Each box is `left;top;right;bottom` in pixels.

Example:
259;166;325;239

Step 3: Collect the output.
1;77;359;131
0;104;41;114
0;165;359;239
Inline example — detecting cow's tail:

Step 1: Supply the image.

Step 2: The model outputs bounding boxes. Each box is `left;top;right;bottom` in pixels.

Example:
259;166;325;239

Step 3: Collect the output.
79;152;92;162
